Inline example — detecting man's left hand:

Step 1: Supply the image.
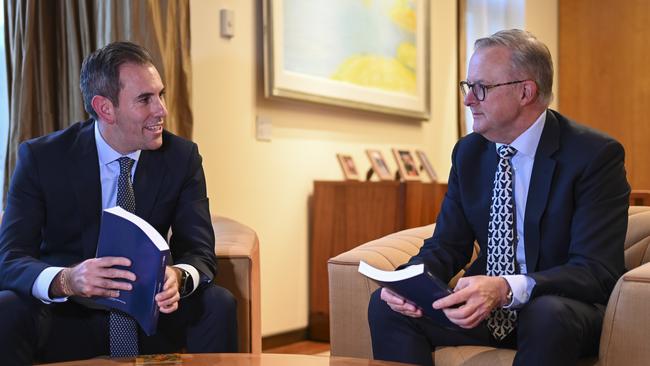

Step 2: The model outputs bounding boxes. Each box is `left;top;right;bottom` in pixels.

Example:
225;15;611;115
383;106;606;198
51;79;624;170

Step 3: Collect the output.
433;275;510;329
155;266;181;314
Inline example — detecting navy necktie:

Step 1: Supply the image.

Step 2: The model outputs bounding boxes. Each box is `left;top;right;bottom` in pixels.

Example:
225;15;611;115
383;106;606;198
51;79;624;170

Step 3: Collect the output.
486;145;518;341
109;157;139;356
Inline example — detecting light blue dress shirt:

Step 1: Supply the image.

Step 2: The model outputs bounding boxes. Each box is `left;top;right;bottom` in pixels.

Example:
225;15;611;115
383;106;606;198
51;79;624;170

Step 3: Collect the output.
32;121;198;302
497;110;546;308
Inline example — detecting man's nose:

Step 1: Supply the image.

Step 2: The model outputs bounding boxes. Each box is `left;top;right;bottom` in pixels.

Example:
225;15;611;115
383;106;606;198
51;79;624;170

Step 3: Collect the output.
463;90;477;106
153;97;168;118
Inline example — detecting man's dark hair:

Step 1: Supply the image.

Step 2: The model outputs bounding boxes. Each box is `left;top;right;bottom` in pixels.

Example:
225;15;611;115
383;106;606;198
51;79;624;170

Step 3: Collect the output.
80;41;156;119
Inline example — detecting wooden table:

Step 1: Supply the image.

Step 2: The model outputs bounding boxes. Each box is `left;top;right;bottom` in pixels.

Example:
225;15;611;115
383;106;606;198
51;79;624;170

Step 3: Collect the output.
40;353;414;365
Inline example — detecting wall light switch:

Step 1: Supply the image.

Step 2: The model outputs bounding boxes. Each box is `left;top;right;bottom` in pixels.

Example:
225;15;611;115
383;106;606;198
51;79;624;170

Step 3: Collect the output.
220;9;235;38
256;116;272;141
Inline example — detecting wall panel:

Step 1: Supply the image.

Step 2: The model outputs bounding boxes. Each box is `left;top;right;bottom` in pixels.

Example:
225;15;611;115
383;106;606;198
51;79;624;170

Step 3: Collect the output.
559;0;650;189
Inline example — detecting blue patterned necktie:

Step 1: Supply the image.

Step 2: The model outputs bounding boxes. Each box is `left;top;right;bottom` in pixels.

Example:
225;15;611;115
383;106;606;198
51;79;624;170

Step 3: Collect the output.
486;145;518;341
109;157;139;356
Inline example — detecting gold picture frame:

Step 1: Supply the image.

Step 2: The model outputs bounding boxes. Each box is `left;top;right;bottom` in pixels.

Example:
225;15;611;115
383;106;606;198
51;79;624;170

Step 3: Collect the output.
365;149;393;181
263;0;430;119
392;148;420;181
415;150;438;182
337;154;360;180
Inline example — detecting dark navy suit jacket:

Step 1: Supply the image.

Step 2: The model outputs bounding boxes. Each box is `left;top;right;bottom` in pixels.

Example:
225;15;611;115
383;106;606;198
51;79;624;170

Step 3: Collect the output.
405;109;630;305
0;119;216;296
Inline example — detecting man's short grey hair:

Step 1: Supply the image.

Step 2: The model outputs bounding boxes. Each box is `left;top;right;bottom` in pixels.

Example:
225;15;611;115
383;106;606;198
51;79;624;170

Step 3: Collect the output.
474;29;553;106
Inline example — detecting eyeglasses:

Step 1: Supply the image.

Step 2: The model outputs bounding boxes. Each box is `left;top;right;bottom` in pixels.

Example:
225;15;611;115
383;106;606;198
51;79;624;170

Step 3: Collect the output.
459;80;527;101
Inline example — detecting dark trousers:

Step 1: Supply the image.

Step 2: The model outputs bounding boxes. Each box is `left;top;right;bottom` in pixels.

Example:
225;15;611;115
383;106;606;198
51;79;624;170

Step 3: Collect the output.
368;289;604;366
0;283;238;365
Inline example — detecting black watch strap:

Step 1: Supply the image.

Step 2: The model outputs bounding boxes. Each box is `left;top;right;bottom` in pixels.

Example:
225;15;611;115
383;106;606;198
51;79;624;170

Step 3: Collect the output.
178;268;193;297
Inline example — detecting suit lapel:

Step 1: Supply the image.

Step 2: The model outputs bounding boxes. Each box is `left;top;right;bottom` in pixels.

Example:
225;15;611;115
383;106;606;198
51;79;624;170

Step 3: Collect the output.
67;121;103;259
524;111;560;271
134;148;166;221
479;140;499;244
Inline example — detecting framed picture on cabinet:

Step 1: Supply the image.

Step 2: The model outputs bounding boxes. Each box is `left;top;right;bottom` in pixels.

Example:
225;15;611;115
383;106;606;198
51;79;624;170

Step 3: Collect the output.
365;149;392;181
392;148;420;181
337;154;360;180
415;150;438;182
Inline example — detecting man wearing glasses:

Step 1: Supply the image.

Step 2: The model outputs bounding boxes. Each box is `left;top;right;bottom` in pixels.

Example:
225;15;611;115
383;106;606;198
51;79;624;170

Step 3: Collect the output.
368;29;630;366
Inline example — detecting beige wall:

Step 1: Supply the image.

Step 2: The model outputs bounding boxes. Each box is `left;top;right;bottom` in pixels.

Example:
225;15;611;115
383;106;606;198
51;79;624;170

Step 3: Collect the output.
190;0;457;337
190;0;557;337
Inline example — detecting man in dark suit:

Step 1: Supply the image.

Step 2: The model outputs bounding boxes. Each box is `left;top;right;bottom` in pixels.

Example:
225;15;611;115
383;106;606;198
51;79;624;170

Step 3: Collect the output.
368;29;630;366
0;42;237;364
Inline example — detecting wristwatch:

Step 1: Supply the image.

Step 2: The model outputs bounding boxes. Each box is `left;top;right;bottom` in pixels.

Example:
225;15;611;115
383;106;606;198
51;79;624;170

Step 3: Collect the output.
504;287;514;307
178;268;193;297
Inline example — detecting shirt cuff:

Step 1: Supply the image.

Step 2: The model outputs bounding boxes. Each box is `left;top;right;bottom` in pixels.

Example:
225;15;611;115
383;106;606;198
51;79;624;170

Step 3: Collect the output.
173;264;200;297
32;267;69;303
501;274;536;309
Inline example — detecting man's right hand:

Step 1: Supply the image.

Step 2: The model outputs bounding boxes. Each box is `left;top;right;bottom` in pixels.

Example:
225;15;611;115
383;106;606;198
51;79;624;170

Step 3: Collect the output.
380;287;423;318
50;257;136;298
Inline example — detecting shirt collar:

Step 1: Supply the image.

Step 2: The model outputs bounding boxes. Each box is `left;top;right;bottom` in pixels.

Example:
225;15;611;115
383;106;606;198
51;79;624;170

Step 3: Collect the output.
94;121;141;166
496;110;546;159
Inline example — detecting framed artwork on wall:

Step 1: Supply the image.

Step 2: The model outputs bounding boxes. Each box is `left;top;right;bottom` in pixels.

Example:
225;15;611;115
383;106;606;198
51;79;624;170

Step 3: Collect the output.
392;148;420;181
337;154;360;180
263;0;430;118
415;150;437;182
365;149;392;181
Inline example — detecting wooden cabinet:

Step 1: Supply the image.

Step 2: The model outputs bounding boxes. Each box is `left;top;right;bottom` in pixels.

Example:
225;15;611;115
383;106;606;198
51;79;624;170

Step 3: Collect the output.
308;180;447;341
631;190;650;206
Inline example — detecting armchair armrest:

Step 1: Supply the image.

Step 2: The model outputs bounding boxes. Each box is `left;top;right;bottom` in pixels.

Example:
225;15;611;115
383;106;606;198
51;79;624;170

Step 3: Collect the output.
328;224;435;358
599;262;650;365
212;216;261;354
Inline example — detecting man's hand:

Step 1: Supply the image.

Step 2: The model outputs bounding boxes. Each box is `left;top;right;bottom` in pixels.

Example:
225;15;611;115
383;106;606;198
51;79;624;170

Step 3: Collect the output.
155;266;181;314
51;257;135;298
380;287;423;318
433;275;510;329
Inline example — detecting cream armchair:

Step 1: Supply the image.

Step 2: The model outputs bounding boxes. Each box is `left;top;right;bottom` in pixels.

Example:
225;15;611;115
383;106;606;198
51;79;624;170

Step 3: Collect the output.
212;216;261;353
328;207;650;365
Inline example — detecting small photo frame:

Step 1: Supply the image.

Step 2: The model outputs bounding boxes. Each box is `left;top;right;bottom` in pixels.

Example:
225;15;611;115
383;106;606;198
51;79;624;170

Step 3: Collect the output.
337;154;360;180
365;149;392;181
415;150;438;182
392;149;420;181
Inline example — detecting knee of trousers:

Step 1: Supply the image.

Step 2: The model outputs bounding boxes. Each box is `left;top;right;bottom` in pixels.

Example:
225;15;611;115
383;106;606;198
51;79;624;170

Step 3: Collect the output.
368;288;396;327
0;290;38;337
518;295;580;339
195;284;238;320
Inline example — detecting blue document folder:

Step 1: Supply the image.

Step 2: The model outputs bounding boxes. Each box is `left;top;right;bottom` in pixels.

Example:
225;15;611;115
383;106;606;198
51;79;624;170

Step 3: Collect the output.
359;261;458;328
93;206;170;336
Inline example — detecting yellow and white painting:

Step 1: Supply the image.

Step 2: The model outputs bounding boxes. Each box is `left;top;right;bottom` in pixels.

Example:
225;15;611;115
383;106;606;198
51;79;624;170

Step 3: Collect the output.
284;0;417;95
266;0;428;118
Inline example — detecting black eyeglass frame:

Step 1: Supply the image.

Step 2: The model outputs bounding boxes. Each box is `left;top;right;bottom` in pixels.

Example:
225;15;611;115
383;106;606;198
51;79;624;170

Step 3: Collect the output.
459;80;528;101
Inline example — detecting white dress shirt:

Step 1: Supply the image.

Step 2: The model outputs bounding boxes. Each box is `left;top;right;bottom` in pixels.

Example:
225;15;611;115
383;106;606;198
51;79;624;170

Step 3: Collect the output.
497;110;547;308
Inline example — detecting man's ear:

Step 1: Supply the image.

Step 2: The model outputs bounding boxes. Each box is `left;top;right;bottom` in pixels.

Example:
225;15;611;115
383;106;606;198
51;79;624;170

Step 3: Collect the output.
520;80;539;106
91;95;116;123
